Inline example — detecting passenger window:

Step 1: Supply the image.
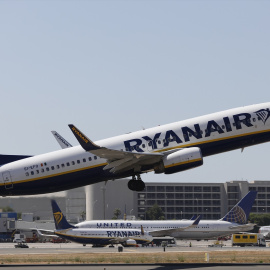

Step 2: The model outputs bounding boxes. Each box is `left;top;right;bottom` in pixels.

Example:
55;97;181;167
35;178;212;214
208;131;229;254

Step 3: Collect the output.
72;161;75;165
56;165;60;169
67;162;70;166
94;156;97;160
41;169;45;173
36;170;39;174
51;166;55;170
25;172;29;177
46;167;49;172
83;158;86;162
61;164;65;168
77;160;80;164
88;157;92;161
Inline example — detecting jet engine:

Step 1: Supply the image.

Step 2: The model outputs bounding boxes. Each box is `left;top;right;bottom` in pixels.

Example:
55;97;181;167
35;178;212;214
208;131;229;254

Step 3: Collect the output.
154;147;203;174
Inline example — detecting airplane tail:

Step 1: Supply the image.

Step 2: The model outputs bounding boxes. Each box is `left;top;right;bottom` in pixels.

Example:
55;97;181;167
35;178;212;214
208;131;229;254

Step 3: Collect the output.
221;191;257;224
51;200;75;230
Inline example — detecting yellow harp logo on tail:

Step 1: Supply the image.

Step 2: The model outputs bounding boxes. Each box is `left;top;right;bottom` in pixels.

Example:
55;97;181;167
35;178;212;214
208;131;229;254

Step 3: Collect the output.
54;211;63;225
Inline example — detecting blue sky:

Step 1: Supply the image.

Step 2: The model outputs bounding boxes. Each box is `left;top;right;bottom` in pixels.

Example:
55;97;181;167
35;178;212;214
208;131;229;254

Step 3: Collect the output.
1;1;270;184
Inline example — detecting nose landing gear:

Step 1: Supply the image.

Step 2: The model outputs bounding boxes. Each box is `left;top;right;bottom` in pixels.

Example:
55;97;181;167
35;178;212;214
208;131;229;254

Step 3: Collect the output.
128;175;145;191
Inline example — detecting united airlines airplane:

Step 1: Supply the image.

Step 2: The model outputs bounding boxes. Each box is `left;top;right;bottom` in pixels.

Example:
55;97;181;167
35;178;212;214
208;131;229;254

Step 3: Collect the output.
72;191;257;240
0;103;270;195
51;200;200;246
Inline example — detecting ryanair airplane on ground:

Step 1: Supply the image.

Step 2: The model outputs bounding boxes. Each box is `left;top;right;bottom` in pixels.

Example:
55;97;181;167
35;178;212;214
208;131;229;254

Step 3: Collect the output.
51;200;153;247
51;200;199;246
70;191;257;240
0;103;270;196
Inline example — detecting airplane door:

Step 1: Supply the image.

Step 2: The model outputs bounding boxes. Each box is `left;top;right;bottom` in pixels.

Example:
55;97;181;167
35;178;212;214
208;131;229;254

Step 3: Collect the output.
2;171;13;189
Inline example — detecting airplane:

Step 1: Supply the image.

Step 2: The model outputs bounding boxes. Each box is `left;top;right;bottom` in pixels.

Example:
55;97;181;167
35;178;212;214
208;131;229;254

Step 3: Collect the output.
51;199;200;246
70;191;258;240
51;200;153;247
0;103;270;196
258;226;270;238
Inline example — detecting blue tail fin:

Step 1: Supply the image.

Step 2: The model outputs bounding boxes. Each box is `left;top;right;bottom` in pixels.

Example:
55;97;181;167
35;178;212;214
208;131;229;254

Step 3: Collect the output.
221;191;257;224
51;200;74;230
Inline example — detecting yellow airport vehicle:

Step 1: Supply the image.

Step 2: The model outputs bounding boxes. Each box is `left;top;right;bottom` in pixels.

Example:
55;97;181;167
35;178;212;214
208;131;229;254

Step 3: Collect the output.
232;233;266;247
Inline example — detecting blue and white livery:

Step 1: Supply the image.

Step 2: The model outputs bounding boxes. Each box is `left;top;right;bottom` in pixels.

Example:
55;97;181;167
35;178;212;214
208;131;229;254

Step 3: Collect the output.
0;103;270;195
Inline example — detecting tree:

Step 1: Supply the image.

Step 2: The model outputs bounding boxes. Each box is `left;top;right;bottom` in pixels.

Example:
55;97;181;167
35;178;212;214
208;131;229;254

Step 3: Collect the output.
1;206;14;212
112;208;121;219
145;204;165;220
249;213;270;226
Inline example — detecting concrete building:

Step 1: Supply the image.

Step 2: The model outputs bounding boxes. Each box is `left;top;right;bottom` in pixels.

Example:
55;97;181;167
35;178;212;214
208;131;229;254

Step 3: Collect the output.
0;180;270;228
136;180;270;220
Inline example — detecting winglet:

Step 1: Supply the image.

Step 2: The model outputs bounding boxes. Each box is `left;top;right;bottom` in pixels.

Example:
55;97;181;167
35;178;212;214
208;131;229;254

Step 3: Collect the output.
51;131;73;149
192;215;200;226
68;124;100;151
221;191;257;224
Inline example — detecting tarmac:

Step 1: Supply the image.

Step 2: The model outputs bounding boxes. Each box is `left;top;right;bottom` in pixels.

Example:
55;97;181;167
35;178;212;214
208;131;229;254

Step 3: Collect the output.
0;240;270;269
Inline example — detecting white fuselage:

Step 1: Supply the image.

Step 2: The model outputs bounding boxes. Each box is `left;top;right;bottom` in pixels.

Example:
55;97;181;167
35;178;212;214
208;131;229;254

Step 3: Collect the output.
75;219;254;240
0;102;270;196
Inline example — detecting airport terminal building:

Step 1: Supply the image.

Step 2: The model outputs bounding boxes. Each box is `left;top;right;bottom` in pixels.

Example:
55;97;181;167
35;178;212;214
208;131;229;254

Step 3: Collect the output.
0;179;270;239
135;180;270;220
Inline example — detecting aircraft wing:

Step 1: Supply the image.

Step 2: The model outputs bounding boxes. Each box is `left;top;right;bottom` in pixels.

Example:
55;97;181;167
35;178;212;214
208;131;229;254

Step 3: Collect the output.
68;124;163;173
149;216;201;237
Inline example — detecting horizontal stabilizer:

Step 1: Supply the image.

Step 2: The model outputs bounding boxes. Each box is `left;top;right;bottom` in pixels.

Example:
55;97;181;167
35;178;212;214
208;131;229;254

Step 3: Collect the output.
229;223;256;230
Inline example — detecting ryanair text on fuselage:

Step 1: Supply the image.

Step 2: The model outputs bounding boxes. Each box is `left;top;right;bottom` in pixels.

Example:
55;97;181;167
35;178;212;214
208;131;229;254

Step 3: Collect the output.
124;110;270;152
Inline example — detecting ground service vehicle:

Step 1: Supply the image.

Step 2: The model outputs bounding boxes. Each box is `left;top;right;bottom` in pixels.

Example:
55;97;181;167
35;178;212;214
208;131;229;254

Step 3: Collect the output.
232;233;266;247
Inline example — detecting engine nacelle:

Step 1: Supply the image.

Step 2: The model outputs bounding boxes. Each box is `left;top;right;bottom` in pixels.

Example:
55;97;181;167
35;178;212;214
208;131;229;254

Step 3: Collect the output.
154;147;203;174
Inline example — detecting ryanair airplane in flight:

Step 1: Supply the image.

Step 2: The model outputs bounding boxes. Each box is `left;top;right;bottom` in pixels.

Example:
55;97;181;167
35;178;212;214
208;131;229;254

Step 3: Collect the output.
0;103;270;196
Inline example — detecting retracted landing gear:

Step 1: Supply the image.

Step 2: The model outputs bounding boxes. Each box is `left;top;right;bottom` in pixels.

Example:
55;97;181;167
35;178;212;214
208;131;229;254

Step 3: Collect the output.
128;175;145;191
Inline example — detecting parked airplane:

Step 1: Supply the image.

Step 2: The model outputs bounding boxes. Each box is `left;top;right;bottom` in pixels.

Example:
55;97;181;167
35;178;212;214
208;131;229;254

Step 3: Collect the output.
51;200;152;247
0;103;270;196
258;226;270;238
73;191;257;240
51;200;200;246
